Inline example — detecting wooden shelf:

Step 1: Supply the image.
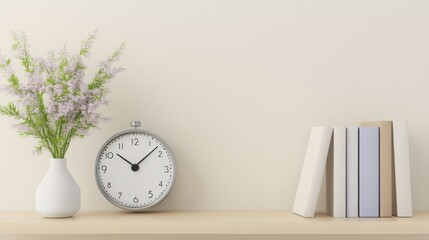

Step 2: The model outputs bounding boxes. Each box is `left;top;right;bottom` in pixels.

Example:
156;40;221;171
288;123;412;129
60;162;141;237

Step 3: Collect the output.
0;211;428;235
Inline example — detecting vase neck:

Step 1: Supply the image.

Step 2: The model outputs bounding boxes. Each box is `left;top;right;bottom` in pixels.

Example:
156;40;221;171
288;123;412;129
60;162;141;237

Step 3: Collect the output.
49;158;67;170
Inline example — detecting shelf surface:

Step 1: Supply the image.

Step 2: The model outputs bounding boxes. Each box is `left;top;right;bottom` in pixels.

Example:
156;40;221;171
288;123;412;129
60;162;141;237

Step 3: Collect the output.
0;211;428;235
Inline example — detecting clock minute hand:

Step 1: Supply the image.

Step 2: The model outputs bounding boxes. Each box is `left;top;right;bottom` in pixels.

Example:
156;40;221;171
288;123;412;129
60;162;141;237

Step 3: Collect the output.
137;146;159;165
116;153;133;166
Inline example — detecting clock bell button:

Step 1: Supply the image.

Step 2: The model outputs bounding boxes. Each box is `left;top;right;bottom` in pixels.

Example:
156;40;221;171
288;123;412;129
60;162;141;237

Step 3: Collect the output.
130;121;141;129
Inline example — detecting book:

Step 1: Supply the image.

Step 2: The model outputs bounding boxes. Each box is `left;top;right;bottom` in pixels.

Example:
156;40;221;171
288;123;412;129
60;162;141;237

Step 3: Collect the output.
359;127;379;217
293;126;333;218
392;121;413;217
361;121;393;217
326;127;346;217
346;126;359;217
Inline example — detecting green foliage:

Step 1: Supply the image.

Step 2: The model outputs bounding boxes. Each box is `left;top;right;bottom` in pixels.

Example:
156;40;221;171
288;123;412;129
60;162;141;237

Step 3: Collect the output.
0;31;125;158
0;103;20;119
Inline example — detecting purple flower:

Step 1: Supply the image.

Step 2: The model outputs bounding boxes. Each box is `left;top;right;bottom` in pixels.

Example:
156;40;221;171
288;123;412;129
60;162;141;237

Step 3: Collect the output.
0;31;125;158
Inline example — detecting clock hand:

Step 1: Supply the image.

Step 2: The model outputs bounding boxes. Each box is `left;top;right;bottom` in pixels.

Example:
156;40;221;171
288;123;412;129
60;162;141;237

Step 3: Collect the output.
116;153;133;166
137;146;159;165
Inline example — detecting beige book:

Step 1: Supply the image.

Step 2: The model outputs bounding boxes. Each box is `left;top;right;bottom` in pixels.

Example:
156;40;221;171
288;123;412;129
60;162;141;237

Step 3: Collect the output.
361;121;393;217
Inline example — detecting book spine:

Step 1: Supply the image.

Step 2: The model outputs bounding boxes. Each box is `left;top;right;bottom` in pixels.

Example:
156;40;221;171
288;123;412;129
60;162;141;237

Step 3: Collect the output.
293;127;333;218
359;127;379;217
393;121;413;217
346;127;359;218
379;122;393;217
361;121;393;217
326;127;346;217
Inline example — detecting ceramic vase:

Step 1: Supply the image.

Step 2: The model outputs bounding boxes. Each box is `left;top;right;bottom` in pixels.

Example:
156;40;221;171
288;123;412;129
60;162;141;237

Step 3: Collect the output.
36;158;80;218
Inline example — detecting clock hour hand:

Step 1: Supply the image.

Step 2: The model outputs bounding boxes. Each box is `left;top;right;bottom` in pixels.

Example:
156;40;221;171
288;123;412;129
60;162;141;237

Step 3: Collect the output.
116;153;133;166
137;146;159;165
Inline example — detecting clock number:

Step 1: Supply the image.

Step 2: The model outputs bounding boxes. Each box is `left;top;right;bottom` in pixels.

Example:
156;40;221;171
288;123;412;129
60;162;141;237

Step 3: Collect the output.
105;152;113;159
148;190;153;198
119;143;124;150
101;165;107;173
149;141;151;146
158;151;162;157
131;138;139;146
159;181;163;187
164;166;169;173
133;197;139;203
107;182;111;188
118;192;122;199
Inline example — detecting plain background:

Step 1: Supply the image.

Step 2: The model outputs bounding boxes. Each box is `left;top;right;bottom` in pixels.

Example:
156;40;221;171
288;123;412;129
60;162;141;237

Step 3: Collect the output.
0;0;429;213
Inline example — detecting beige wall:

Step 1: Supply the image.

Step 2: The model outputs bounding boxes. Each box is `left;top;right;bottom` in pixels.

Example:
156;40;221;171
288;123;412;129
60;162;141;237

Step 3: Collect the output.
0;0;429;212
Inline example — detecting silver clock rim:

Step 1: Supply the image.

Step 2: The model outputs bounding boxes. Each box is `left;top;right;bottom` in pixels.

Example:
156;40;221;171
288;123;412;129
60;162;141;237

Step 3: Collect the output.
94;128;177;211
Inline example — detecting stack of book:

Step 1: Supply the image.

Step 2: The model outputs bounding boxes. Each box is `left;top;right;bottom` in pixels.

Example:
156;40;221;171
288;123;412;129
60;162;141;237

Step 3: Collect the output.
293;121;412;218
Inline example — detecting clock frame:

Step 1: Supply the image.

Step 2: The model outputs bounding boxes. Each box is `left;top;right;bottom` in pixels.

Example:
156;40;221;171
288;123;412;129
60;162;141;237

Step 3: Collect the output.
95;127;176;211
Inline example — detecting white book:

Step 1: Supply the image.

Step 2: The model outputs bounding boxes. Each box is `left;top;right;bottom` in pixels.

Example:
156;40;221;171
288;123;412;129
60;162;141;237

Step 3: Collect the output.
359;127;379;217
393;121;413;217
326;127;346;218
346;127;359;217
293;126;333;218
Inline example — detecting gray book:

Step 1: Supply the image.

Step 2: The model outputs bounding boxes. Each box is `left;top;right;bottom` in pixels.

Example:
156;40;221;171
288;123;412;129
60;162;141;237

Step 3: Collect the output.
359;127;379;217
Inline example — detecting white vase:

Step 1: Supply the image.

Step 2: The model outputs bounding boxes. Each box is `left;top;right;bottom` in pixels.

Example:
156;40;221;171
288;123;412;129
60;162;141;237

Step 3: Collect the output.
36;158;80;218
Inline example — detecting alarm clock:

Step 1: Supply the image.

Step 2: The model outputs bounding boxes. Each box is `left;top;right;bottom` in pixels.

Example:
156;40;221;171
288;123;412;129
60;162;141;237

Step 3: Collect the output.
95;121;176;210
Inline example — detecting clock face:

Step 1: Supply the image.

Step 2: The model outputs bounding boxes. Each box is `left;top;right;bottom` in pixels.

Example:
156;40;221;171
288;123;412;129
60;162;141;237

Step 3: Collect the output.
95;130;176;210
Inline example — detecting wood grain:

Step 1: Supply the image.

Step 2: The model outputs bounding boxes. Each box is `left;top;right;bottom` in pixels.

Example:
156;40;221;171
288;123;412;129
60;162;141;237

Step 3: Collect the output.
0;211;427;235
